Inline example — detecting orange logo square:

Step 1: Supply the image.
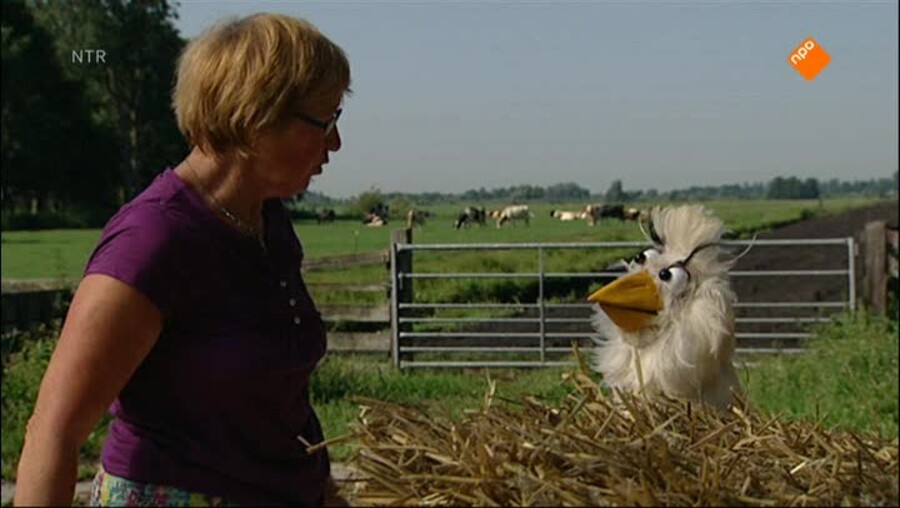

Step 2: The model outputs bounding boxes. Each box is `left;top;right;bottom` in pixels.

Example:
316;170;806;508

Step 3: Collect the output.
787;37;831;81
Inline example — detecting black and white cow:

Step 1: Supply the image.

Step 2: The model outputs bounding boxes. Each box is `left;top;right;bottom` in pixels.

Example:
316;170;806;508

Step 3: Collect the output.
362;203;389;226
583;204;626;226
453;206;487;229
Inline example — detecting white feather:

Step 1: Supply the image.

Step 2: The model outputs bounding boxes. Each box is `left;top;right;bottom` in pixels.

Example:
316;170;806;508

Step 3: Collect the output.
592;205;743;409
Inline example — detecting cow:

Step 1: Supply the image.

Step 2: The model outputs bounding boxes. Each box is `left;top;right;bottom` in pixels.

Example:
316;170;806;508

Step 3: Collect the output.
583;204;626;226
624;207;646;221
495;204;532;228
405;208;430;229
363;213;387;227
362;203;389;227
454;206;487;229
550;210;585;221
316;208;336;224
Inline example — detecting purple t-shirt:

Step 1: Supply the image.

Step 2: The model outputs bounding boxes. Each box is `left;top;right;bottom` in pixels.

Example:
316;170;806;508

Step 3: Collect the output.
84;169;329;505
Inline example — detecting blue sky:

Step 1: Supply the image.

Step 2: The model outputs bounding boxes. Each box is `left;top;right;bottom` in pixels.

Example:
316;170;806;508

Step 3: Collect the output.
173;1;898;199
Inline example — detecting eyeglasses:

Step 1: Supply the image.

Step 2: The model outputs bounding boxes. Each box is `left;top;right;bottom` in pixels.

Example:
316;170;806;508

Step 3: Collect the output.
295;108;342;136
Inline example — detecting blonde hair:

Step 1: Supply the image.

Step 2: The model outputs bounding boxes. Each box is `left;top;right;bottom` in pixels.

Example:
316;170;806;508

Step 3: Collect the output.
173;13;351;157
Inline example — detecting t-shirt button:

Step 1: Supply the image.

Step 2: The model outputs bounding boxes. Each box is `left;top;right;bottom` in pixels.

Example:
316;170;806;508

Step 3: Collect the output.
280;280;288;288
293;316;301;325
289;298;297;306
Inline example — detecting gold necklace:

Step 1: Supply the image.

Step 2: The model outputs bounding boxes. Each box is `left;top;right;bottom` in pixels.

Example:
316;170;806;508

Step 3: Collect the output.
184;158;266;250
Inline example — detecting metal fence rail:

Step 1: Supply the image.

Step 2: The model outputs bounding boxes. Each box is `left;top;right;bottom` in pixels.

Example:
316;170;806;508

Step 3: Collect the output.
390;238;855;369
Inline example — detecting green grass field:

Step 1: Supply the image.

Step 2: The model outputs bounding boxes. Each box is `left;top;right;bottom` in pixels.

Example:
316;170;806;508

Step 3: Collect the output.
0;197;878;281
744;311;899;439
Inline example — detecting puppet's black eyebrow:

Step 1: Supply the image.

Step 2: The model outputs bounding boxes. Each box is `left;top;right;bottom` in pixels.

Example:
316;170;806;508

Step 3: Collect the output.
659;243;719;283
681;242;719;267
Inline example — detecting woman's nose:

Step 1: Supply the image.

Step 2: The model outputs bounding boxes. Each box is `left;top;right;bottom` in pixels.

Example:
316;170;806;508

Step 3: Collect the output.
327;126;342;152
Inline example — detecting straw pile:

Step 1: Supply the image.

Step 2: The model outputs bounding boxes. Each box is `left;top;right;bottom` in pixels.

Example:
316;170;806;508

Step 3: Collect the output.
344;360;898;506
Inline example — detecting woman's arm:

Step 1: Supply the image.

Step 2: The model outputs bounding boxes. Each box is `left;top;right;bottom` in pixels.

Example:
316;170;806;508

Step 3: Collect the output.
14;274;163;506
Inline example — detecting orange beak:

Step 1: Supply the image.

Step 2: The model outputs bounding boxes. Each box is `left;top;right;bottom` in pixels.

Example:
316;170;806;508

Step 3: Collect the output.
587;270;662;332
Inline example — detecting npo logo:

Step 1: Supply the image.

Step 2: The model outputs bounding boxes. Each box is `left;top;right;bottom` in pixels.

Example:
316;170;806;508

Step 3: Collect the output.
787;37;830;81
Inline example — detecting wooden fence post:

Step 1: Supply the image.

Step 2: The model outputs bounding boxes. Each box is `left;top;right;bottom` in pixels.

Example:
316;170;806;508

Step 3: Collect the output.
390;228;413;366
1;280;75;334
888;225;899;315
391;228;413;303
862;221;888;314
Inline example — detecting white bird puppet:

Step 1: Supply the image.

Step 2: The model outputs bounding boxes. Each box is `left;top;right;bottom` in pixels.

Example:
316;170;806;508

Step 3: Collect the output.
587;204;743;410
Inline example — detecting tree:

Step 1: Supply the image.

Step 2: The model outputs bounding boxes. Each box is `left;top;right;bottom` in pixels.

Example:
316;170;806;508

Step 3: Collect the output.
802;178;820;200
353;187;386;218
32;0;186;203
605;179;625;202
767;176;819;199
509;184;544;201
389;195;413;220
2;0;118;217
545;182;590;202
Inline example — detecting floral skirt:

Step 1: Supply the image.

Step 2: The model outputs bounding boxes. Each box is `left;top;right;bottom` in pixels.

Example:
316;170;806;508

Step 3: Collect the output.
90;466;235;506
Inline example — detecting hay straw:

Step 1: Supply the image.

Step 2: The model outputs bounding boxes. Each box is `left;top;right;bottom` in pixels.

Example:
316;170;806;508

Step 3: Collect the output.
344;349;899;506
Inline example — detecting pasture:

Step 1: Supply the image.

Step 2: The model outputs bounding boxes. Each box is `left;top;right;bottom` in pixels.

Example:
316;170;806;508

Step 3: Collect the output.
0;197;878;281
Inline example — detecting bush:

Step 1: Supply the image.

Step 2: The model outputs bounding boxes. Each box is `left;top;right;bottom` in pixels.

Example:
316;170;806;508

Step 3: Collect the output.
285;207;319;221
2;332;57;479
1;210;86;230
351;188;386;218
0;205;115;230
1;328;110;480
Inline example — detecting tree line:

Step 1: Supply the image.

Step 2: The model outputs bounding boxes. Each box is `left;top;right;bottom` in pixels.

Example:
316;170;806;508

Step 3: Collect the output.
2;0;184;229
297;173;897;215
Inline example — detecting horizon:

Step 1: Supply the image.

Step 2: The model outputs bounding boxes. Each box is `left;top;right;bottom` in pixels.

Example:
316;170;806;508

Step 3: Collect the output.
300;172;896;202
173;1;899;199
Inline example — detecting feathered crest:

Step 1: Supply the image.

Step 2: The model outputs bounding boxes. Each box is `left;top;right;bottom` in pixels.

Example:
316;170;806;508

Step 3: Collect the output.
636;205;758;273
638;216;664;247
647;205;721;257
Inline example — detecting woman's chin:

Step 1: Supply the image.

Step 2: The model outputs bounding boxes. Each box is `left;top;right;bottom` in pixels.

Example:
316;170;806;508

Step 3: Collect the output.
294;175;315;193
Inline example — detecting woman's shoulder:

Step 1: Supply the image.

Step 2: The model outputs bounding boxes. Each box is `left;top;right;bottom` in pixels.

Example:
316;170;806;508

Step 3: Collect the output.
88;170;214;273
85;170;213;312
104;169;212;241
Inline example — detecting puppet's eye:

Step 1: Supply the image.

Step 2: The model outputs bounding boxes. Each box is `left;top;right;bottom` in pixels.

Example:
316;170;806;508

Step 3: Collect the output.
659;266;689;295
633;249;659;265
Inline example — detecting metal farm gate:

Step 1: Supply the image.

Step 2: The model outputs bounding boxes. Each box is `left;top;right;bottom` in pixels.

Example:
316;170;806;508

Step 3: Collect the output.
389;239;856;369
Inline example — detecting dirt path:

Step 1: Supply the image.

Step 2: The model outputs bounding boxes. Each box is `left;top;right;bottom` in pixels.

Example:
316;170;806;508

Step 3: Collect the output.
731;200;897;311
745;200;897;240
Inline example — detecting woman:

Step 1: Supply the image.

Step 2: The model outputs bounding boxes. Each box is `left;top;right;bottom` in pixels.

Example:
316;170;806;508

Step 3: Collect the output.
15;13;351;506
